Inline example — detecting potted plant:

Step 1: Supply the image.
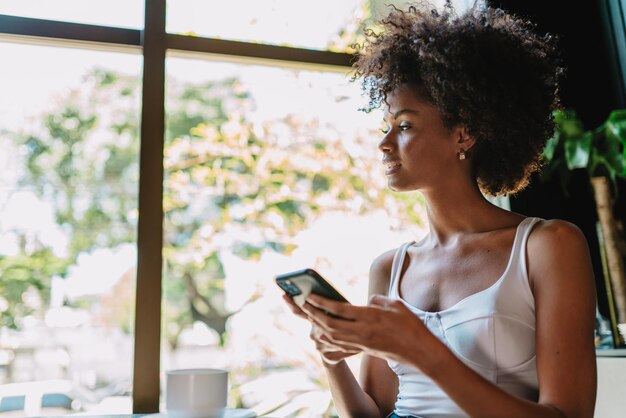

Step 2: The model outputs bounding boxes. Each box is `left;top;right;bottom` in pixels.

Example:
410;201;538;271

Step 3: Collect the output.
542;108;626;347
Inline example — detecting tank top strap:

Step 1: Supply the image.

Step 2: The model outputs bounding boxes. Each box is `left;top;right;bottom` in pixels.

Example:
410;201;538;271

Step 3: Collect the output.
514;216;543;280
386;218;543;298
388;241;415;297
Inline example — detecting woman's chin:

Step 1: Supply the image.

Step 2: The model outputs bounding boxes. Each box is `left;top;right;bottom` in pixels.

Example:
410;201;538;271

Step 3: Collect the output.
387;179;417;193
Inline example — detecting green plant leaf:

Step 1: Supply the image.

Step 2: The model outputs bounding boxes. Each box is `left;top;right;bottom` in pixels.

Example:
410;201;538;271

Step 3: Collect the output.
605;109;626;176
607;109;626;145
543;134;559;162
589;151;617;184
546;108;625;195
554;109;584;137
601;126;625;175
564;131;592;169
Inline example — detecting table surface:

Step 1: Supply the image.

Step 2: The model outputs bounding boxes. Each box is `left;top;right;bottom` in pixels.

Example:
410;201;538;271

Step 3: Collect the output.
595;348;626;357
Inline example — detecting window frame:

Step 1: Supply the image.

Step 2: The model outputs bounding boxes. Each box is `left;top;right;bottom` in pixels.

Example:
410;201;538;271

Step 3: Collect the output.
602;0;626;108
0;2;352;413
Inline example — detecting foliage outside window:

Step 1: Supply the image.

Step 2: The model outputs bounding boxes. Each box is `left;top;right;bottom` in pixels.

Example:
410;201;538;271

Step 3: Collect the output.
0;45;141;416
160;60;426;415
0;50;426;416
0;1;482;416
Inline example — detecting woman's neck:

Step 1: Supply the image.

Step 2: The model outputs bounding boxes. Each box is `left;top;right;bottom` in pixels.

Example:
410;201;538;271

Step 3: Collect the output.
420;180;519;247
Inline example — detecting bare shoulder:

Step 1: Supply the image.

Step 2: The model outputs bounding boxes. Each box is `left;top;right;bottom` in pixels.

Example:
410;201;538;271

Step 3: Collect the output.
527;218;589;257
527;218;593;289
368;248;397;296
530;218;586;239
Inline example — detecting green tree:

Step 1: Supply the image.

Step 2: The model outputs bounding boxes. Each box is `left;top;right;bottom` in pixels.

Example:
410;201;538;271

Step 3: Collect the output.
20;68;140;257
5;68;424;350
1;68;140;329
0;249;68;329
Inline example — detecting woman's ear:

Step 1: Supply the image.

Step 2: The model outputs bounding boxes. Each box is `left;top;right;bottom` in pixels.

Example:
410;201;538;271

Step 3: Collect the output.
456;127;476;151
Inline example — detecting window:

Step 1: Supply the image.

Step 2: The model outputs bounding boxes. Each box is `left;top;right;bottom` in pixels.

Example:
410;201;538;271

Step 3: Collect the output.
167;0;418;52
0;42;141;416
0;0;144;28
0;0;479;416
162;57;425;414
604;0;626;106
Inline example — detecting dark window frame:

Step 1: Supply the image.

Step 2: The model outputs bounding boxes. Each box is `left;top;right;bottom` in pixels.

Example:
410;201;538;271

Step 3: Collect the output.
0;2;352;413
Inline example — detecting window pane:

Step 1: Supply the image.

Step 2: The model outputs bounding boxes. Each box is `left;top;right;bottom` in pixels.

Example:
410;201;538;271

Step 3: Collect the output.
0;43;141;416
0;0;144;29
166;0;467;52
162;57;426;415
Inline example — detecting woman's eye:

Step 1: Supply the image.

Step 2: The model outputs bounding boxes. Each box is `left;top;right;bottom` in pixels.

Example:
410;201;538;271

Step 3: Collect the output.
379;122;410;134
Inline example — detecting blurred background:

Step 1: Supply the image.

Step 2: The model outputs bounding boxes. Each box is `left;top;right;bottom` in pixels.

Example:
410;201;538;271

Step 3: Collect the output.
1;0;625;417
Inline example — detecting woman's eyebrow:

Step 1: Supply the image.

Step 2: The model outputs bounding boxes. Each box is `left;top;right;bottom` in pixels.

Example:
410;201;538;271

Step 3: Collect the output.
384;109;419;120
393;109;418;119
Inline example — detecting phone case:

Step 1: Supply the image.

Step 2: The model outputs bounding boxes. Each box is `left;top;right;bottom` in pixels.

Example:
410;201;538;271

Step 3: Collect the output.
275;268;350;303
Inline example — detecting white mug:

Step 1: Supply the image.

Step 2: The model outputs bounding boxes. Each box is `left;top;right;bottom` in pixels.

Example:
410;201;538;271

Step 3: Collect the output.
165;368;229;418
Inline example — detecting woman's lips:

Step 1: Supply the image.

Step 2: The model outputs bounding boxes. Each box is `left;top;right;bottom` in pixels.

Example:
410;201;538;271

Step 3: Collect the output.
384;161;401;175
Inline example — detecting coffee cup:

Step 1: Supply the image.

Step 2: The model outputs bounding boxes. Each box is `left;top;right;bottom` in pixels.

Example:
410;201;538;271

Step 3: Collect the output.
165;368;229;418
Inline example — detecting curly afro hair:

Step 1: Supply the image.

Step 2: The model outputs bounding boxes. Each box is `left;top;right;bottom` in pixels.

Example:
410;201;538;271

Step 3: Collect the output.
352;1;563;196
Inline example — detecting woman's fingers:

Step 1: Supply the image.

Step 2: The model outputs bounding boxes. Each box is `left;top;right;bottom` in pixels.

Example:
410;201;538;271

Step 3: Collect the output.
282;293;362;363
301;299;375;347
282;294;308;319
301;301;363;331
310;327;361;353
309;327;361;367
305;294;362;320
297;293;432;364
301;303;329;327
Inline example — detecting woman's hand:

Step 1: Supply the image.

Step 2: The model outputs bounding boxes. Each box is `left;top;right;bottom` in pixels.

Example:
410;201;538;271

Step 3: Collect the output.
282;294;361;366
310;324;361;366
281;293;309;320
302;294;442;370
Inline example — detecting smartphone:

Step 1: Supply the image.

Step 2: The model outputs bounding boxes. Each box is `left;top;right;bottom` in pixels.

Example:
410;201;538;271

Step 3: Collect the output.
275;268;350;304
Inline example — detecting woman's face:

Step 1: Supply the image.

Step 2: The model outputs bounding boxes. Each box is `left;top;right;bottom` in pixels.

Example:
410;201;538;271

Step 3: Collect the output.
379;85;460;192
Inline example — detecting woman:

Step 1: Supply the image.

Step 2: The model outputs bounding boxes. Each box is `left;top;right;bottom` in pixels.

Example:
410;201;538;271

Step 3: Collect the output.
283;3;597;418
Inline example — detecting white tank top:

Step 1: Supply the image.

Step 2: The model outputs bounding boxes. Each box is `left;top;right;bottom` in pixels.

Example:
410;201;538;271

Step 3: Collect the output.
387;217;542;418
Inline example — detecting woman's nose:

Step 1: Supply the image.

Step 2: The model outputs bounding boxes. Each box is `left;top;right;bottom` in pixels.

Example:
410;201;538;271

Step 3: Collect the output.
378;133;394;153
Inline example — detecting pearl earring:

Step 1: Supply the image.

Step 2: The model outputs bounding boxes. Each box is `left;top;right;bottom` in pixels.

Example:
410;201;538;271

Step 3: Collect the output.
458;150;466;160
